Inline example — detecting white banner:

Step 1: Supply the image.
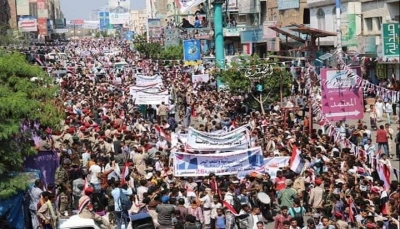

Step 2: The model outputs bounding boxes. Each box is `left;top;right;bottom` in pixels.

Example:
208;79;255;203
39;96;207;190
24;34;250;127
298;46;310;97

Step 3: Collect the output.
135;74;163;86
262;157;290;179
133;91;170;105
192;74;210;83
177;0;206;13
187;126;249;151
16;0;30;15
173;147;264;177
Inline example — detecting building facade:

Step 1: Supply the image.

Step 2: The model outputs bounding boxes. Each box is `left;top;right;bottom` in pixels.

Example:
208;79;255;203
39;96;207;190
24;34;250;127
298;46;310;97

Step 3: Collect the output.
130;9;147;34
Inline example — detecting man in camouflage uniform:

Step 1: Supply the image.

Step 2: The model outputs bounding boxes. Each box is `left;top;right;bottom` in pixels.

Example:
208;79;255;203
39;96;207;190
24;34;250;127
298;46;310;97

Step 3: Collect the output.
55;158;72;213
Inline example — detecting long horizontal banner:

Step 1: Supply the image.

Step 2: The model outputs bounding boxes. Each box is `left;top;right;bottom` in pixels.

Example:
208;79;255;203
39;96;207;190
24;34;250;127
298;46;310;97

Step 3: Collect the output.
135;74;163;86
173;147;264;177
133;90;170;105
186;126;249;151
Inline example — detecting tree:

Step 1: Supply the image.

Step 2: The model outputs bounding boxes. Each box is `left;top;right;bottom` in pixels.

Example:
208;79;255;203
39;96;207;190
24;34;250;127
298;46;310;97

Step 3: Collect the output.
160;45;183;61
0;52;64;199
220;55;292;114
133;35;162;58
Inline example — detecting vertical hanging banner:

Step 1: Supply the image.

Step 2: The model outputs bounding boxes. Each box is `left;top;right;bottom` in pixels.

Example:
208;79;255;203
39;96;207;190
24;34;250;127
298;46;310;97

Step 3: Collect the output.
99;11;110;30
16;0;30;15
183;39;201;61
341;14;357;52
37;0;48;18
38;18;48;36
321;68;364;121
109;0;130;25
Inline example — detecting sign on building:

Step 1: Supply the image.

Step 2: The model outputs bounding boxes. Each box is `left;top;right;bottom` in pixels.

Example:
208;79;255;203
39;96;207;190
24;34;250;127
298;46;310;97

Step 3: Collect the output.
382;23;400;59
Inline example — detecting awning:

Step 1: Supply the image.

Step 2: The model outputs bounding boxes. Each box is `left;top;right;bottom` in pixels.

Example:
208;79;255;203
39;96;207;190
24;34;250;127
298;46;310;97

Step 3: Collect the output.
290;25;336;37
268;26;305;43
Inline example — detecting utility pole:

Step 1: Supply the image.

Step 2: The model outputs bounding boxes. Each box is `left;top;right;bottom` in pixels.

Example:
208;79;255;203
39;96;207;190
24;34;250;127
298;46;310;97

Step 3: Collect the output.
336;0;342;55
213;0;225;69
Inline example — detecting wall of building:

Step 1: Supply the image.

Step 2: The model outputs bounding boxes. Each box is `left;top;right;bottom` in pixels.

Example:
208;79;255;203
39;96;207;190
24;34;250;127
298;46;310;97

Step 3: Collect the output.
130;9;147;34
8;0;17;30
267;0;308;27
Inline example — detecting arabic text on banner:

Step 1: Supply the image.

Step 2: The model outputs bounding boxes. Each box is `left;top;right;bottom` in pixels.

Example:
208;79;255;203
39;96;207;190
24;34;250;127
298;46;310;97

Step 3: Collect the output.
187;126;249;151
135;74;163;86
192;74;210;83
173;147;264;177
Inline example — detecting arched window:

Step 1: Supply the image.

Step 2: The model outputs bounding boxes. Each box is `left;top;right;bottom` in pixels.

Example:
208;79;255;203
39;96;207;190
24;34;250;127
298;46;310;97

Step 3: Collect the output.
317;8;325;30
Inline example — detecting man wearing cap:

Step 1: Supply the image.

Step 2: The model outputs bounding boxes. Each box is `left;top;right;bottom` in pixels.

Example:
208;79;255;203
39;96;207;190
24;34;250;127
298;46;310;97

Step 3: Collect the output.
156;195;175;229
308;178;324;212
55;158;72;213
333;212;348;229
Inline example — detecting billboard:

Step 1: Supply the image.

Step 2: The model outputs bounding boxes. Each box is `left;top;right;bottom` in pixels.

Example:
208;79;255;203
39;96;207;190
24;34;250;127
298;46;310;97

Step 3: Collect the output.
183;39;201;61
147;18;162;41
99;11;110;30
109;0;130;25
37;0;48;18
321;68;364;121
278;0;299;10
16;0;30;15
18;18;37;32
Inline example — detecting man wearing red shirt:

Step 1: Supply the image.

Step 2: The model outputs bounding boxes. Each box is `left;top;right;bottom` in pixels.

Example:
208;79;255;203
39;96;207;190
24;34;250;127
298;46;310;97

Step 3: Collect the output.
274;170;287;193
274;206;292;229
376;125;389;157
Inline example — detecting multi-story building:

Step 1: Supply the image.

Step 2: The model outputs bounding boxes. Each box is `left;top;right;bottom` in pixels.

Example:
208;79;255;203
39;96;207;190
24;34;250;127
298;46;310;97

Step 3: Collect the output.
306;0;399;80
130;8;147;34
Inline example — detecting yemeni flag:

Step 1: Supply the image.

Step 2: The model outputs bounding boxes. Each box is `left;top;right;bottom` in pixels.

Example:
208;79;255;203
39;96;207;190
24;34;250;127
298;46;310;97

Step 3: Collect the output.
82;177;89;195
120;162;133;185
290;146;304;174
155;124;172;142
377;163;391;190
222;201;238;215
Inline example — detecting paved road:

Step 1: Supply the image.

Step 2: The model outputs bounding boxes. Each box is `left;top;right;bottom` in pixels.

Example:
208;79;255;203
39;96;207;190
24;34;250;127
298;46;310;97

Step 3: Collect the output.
263;109;400;229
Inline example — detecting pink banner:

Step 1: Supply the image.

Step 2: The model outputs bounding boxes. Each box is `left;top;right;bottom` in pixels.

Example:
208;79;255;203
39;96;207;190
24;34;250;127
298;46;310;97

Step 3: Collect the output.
321;68;364;121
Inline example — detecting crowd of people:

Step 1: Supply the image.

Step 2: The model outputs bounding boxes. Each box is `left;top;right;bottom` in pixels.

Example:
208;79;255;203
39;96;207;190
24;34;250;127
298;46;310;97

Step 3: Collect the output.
25;38;400;229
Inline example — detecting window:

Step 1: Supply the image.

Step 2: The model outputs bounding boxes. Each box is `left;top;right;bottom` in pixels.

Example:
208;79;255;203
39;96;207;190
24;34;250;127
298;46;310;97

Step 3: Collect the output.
365;18;373;31
303;8;310;24
316;9;325;30
373;17;382;31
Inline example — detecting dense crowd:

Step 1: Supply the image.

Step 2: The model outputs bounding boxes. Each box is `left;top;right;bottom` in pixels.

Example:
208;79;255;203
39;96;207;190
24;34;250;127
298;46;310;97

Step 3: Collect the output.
25;38;400;229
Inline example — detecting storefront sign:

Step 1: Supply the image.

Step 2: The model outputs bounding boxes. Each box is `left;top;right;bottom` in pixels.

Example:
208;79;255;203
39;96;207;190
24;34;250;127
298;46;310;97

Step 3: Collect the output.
382;23;400;58
240;29;264;43
278;0;300;10
18;18;37;32
223;27;245;37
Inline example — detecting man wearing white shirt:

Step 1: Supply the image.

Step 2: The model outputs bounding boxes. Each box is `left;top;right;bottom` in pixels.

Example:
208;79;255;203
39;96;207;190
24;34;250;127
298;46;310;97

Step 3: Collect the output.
89;158;103;191
136;180;148;204
29;180;43;229
363;139;375;163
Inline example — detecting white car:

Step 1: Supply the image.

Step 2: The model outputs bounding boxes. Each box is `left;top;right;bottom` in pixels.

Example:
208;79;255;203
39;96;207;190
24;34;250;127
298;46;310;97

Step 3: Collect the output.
58;215;101;229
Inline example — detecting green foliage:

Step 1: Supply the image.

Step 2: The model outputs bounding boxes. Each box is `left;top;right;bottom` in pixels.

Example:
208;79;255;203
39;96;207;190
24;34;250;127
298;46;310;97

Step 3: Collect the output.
160;45;183;60
133;35;163;58
220;55;292;102
0;52;64;199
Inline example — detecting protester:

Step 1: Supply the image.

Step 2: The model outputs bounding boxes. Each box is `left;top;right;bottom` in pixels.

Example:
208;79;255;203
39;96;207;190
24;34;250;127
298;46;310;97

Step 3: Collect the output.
17;38;399;229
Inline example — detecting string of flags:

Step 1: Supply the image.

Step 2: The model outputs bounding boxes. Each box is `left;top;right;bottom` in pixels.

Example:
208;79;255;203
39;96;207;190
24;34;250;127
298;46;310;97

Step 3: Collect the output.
333;49;400;102
304;52;400;180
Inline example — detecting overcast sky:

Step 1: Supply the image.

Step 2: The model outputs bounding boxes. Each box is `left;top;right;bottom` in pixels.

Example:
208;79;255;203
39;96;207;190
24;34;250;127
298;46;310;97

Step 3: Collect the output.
60;0;146;20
